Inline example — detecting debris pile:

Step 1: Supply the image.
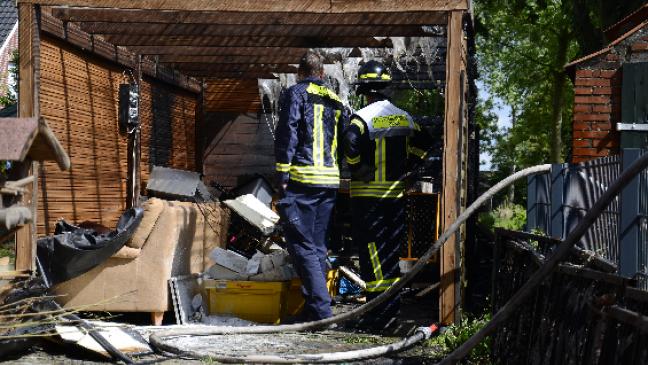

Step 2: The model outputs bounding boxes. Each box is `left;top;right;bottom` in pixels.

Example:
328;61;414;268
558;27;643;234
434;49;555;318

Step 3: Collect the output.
206;247;297;282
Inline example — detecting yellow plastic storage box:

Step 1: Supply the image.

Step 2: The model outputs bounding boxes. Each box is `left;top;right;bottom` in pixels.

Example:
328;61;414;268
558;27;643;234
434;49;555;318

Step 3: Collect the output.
204;279;288;324
284;270;339;317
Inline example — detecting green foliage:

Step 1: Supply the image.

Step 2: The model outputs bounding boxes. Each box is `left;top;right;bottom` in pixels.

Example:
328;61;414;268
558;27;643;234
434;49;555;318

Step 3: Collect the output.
0;161;10;179
0;49;18;108
476;0;579;169
479;203;527;232
392;89;444;117
475;0;643;205
0;241;16;265
426;314;492;363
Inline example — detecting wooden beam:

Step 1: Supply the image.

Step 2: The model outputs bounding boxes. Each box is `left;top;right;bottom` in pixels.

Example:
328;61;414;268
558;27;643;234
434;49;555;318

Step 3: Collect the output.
440;10;466;326
52;8;447;25
101;34;393;48
23;0;469;12
124;46;309;56
172;63;298;74
76;22;436;38
15;3;41;276
156;54;301;64
186;71;278;79
40;13;201;93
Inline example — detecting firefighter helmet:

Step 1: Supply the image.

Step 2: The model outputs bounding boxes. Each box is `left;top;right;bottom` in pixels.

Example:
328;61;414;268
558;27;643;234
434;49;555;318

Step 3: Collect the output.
356;60;392;84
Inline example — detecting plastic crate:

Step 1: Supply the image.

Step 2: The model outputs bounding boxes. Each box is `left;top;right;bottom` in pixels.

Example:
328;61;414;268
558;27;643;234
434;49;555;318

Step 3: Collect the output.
284;270;339;317
204;279;288;324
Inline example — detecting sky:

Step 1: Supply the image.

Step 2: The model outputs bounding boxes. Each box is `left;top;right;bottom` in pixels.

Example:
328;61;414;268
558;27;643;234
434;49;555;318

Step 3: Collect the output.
477;80;512;171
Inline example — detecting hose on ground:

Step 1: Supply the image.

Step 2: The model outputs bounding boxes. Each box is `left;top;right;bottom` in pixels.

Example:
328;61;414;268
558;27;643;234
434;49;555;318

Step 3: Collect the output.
149;164;552;362
438;151;648;365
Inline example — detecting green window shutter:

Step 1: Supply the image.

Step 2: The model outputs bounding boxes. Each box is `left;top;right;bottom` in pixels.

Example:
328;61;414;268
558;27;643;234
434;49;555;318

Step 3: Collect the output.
621;62;648;148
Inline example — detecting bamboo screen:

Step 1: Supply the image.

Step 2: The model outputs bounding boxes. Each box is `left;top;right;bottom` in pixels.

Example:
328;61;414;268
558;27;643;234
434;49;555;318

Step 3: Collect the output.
37;36;197;235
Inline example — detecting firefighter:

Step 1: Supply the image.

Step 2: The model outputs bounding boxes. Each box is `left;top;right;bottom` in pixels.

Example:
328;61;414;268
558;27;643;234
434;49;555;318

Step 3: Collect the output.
275;51;345;321
343;60;429;330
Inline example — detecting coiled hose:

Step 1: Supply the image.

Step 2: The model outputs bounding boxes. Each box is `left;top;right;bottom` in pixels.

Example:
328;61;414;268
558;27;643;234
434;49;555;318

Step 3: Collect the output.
150;164;553;363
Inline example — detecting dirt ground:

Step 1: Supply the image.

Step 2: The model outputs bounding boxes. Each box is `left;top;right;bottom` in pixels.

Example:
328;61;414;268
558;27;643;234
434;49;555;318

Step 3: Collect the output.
3;330;444;365
1;290;444;364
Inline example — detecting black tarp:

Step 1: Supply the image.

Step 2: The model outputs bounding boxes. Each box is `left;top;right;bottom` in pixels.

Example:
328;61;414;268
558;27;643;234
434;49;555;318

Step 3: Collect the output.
37;207;143;286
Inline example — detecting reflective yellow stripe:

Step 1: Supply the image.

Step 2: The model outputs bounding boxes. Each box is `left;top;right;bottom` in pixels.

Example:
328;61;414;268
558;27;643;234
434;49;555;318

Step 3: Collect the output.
331;109;340;165
312;104;324;166
350;180;405;199
368;242;383;281
408;146;427;158
366;278;399;292
289;165;339;185
306;82;342;103
381;138;386;181
346;154;360;165
374;138;386;182
372;115;409;129
276;163;291;172
374;139;380;181
359;72;392;81
351;118;365;135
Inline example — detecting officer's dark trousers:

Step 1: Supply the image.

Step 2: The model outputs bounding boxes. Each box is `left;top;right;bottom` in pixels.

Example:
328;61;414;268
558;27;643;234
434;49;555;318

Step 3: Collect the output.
279;184;336;320
351;196;405;328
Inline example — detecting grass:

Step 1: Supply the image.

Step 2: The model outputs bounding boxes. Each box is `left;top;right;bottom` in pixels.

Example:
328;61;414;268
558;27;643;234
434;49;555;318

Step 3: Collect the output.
425;315;492;364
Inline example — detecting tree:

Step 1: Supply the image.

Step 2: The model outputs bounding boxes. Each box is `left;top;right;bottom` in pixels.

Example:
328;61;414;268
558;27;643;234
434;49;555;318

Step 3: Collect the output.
476;0;578;166
476;0;645;204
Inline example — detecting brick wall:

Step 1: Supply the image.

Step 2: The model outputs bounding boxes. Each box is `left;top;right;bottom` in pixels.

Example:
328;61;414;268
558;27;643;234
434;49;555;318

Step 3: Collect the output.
571;27;648;163
572;66;621;163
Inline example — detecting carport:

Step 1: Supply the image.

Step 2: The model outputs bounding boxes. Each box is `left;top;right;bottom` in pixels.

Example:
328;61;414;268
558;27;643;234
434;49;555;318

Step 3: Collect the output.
15;0;473;325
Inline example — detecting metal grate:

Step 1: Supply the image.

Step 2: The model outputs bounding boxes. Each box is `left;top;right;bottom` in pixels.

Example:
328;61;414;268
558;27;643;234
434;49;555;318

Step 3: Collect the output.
403;193;440;259
492;231;648;365
563;155;621;262
638;167;648;290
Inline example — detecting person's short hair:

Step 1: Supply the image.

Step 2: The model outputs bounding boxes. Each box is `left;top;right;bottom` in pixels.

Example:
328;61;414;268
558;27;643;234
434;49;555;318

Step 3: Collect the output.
298;51;324;77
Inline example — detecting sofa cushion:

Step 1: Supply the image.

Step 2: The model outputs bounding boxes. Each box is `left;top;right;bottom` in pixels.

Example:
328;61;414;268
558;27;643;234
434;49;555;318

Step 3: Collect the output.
112;246;141;259
127;198;165;249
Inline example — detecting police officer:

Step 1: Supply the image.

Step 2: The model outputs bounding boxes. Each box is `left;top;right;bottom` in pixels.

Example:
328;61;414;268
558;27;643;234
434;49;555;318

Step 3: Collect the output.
343;60;428;330
275;51;345;321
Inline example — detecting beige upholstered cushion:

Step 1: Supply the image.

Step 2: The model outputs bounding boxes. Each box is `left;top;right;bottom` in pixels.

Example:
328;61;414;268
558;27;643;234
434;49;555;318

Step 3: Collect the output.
127;198;165;249
112;246;141;259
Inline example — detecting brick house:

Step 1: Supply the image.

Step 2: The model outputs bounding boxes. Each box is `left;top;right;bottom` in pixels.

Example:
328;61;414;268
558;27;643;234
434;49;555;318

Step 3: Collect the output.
565;4;648;163
0;0;16;103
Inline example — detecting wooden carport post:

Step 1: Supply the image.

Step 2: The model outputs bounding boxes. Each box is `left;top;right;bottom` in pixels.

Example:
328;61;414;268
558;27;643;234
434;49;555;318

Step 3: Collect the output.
441;9;469;326
15;2;41;274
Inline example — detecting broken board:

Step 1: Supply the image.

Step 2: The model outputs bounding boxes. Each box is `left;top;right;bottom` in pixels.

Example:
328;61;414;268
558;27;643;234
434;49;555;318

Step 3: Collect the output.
55;324;151;357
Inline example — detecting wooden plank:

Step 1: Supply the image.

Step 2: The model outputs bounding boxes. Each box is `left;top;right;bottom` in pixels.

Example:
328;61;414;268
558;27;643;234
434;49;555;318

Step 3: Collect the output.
23;0;468;12
172;63;298;74
191;71;277;79
52;8;447;25
38;35;197;233
40;14;201;93
14;3;41;275
158;54;303;64
101;34;393;48
77;22;437;37
122;46;309;56
440;10;465;326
